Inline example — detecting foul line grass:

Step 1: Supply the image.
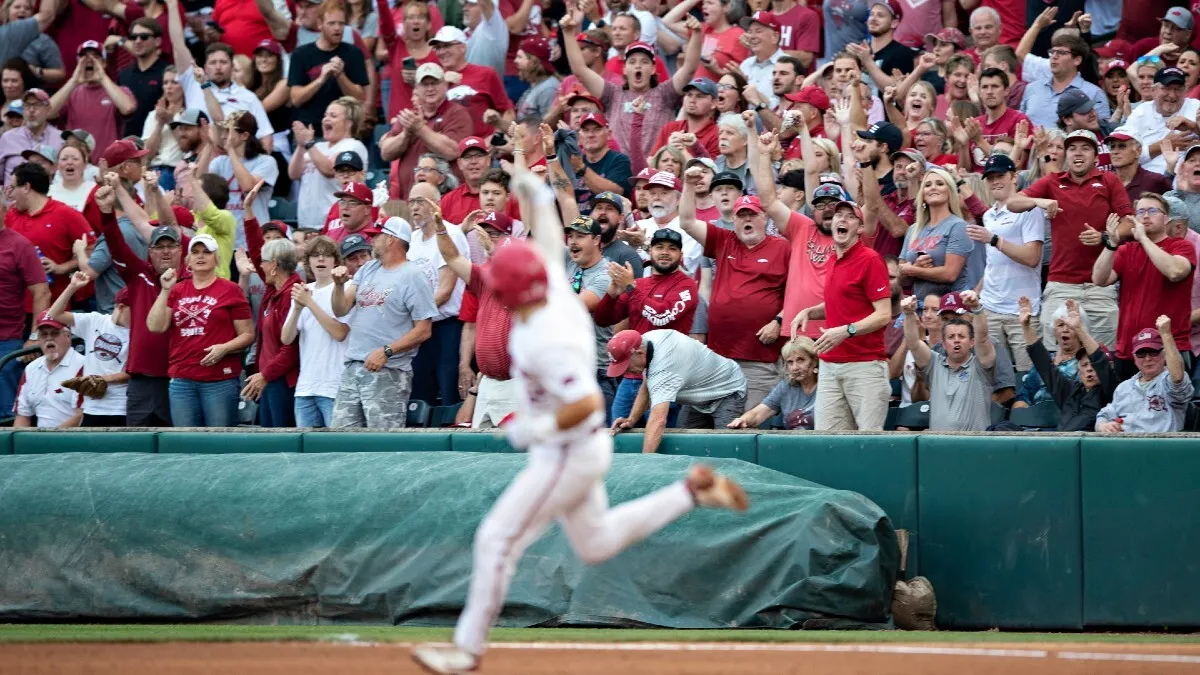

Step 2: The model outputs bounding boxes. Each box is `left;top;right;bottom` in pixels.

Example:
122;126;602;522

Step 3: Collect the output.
1;625;1199;645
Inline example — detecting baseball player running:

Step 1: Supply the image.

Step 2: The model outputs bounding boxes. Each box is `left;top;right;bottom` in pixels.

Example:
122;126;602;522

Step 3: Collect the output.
412;174;749;675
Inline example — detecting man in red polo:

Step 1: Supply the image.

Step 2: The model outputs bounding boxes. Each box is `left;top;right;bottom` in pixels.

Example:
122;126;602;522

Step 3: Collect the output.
793;201;893;431
1009;129;1135;350
649;78;720;159
325;182;383;243
381;62;473;199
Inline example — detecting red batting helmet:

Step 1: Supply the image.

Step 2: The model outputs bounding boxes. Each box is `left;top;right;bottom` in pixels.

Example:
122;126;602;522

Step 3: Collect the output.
486;239;549;309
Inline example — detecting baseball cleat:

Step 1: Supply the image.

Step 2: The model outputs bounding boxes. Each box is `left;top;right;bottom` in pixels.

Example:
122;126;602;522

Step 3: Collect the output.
411;643;480;674
686;464;749;512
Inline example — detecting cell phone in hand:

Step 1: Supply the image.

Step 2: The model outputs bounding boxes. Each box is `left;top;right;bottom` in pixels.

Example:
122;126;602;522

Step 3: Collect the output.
403;57;418;70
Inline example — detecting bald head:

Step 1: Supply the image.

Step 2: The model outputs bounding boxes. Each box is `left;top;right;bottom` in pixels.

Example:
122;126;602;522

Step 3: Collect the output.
408;182;443;229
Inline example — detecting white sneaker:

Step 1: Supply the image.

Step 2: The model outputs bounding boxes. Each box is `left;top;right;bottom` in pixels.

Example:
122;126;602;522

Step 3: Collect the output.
686;464;749;512
411;643;480;674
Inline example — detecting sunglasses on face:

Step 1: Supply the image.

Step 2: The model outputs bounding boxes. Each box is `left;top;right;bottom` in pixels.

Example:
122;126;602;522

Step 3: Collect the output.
1134;349;1163;358
129;33;157;41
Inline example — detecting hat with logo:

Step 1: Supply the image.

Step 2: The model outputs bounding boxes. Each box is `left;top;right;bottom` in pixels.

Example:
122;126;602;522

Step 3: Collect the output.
1101;59;1128;77
834;200;864;221
429;26;468;45
1064;128;1100;151
22;88;49;104
77;39;105;59
334;151;365;170
939;291;967;315
748;10;781;32
818;171;844;186
709;170;744;192
1161;7;1195;31
579;111;608;128
606;329;644;377
576;29;612;50
519;36;555;73
924;27;965;49
592;191;625;213
784;85;831;112
685;156;717;172
1094;38;1132;60
150;225;180;245
681;77;719;97
646;171;681;191
21;145;57;164
482;211;514;234
868;0;903;18
3;100;22;117
811;183;843;203
1132;328;1165;352
35;312;67;331
566;215;601;235
381;216;412;242
102;139;148;166
650;227;683;248
458;136;488;156
191;233;220;252
169;108;208;128
889;147;927;165
254;39;282;56
734;195;764;214
633;167;658;184
624;41;657;61
1155;66;1188;86
982;153;1017;176
856;121;903;153
340;233;372;257
1105;126;1137;144
335;181;372;203
415;62;446;82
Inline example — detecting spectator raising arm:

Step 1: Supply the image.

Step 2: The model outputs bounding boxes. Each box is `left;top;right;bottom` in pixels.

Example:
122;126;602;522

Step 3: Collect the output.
559;9;605;99
255;0;293;42
146;268;178;333
1159;315;1187;385
542;124;580;225
678;166;709;247
960;290;996;369
45;271;84;327
166;0;191;71
438;211;477;283
670;15;704;95
901;295;932;370
748;127;792;232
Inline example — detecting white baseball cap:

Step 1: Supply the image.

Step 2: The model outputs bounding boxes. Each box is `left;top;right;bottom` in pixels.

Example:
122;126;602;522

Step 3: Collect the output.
381;216;412;243
190;233;219;252
415;62;445;82
429;26;467;46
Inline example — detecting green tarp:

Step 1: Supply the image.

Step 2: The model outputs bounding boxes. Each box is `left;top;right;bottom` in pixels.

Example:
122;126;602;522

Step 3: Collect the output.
0;452;899;628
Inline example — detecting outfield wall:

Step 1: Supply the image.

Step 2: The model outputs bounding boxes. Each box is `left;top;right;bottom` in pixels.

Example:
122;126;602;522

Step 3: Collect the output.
1;429;1196;630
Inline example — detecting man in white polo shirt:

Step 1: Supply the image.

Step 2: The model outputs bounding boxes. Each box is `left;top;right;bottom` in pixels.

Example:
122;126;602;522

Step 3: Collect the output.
13;312;84;428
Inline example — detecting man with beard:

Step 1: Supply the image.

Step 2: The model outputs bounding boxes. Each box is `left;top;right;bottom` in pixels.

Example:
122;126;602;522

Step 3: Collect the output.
861;146;919;258
1009;129;1134;350
13;312;83;428
847;120;900;209
594;227;699;424
1108;128;1173;206
680;173;790;410
562;215;617;416
976;68;1030;146
903;289;998;431
757;56;804;133
739;11;786;109
167;109;209;164
287;1;369;133
572;112;631;209
0;89;60;183
590;191;642;274
651;78;721;159
864;0;915;80
636;171;704;278
1126;68;1200;175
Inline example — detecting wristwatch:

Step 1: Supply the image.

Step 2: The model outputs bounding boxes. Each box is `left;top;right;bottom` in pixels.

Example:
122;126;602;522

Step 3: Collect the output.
1102;233;1118;251
989;234;1000;247
773;315;783;325
304;140;316;150
847;323;857;338
383;345;394;358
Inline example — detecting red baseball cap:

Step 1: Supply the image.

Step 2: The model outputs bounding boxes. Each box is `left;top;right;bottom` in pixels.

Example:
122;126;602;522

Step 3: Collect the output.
1105;126;1136;143
1101;59;1129;77
633;167;657;184
482;211;514;234
334;181;372;203
785;85;830;112
579;111;608;128
734;195;764;214
1094;38;1132;60
519;36;555;72
924;28;965;49
646;171;681;191
1132;328;1165;352
254;39;283;56
77;39;105;58
938;292;967;315
624;41;656;61
748;10;781;32
35;312;67;331
458;136;488;156
22;88;49;104
868;0;903;18
834;200;864;221
606;329;644;377
566;91;602;108
101;139;149;166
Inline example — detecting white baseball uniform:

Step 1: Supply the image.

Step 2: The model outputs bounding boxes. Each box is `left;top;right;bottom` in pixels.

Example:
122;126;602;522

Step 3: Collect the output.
452;279;698;657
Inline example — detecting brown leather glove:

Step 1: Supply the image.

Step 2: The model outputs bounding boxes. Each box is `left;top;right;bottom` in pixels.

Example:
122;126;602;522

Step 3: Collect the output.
85;374;108;398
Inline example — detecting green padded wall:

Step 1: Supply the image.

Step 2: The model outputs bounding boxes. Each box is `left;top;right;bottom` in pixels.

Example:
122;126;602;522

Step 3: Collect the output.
449;431;513;452
0;431;11;454
1082;437;1200;626
658;433;758;462
917;435;1083;629
302;432;451;453
758;434;919;575
12;431;156;454
157;432;301;454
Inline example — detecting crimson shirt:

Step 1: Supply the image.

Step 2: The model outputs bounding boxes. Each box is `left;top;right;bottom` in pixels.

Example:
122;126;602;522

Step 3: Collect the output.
1023;169;1134;284
703;223;790;363
466;263;514;380
821;240;890;363
255;273;302;386
604;55;671;85
0;227;45;340
165;277;252;381
976;107;1030;145
780;211;832;339
447;64;514;139
376;0;441;117
439;184;523;225
214;0;277;55
650;118;720;159
1112;237;1196;358
6;198;95;309
592;269;699;335
389;99;474;199
49;0;112;76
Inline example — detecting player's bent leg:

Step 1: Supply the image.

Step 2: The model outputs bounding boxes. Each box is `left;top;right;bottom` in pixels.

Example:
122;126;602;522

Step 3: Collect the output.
560;480;696;565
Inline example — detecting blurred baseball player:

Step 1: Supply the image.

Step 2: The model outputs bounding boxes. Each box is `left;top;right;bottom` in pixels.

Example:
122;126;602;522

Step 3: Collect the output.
413;174;749;675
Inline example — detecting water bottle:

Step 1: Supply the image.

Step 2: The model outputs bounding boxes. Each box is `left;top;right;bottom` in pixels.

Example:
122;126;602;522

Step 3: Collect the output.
34;246;53;283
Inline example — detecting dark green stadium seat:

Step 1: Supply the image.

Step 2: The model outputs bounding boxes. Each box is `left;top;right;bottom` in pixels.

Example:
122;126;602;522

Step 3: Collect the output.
0;430;11;454
895;403;930;430
13;431;157;454
302;431;450;452
1008;401;1060;430
267;197;297;225
157;431;300;454
989;402;1008;426
431;403;463;427
406;400;432;427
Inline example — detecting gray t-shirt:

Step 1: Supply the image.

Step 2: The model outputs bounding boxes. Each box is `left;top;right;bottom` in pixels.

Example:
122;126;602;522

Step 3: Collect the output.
933;336;1016;391
602;239;643;278
901;215;973;300
517;76;561;120
346;260;438;370
923;351;996;431
0;18;41;63
643;329;745;409
761;379;816;420
823;0;869;67
88;216;146;313
209;153;278;249
566;257;612;371
1096;369;1194;432
22;34;62;73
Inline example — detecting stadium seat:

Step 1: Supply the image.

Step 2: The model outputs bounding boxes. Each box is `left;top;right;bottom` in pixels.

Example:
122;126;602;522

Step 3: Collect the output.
431;403;463;426
368;123;390;171
890;378;901;398
1008;401;1061;430
268;197;297;225
989;403;1009;426
895;403;930;430
407;400;432;427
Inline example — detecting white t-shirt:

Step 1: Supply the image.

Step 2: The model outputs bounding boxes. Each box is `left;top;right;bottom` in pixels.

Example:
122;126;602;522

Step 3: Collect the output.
71;312;130;416
15;348;84;427
298;138;368;232
635;215;704;277
465;4;509;75
143;113;184;167
176;67;274;140
981;203;1046;316
209;153;279;248
291;282;353;399
407;225;470;321
49;179;94;212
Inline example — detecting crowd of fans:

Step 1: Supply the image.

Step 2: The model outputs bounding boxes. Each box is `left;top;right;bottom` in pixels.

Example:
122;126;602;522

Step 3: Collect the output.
3;0;1200;441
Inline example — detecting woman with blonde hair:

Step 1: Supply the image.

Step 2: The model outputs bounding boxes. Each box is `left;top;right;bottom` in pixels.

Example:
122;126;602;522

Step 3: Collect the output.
650;144;691;177
898;166;973;300
912;118;958;167
726;337;819;430
289;96;368;232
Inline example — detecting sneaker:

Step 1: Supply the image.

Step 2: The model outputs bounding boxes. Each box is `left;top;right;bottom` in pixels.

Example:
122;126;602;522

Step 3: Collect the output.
686;464;749;512
411;644;480;674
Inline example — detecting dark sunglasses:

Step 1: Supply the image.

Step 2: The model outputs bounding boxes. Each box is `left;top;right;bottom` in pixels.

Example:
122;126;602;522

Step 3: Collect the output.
1134;349;1163;358
129;33;157;41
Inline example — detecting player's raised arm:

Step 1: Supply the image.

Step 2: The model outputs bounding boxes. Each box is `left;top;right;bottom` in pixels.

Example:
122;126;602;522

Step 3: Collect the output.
510;169;567;282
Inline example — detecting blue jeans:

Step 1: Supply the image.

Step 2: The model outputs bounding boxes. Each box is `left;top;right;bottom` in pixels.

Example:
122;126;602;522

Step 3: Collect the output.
295;395;335;427
411;317;463;405
259;379;295;428
0;338;27;419
169;377;240;427
610;376;680;428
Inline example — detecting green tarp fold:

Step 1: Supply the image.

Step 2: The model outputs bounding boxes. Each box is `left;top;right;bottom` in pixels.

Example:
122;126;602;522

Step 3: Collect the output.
0;452;899;628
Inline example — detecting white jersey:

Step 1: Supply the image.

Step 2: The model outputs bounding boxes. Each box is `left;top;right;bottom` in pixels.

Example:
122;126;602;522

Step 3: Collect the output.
508;284;604;443
71;312;130;416
15;349;84;427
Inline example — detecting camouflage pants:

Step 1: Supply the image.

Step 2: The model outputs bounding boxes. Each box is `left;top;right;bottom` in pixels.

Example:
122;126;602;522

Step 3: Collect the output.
331;362;412;429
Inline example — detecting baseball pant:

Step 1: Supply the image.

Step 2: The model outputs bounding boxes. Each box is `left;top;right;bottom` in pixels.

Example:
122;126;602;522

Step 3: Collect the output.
814;360;890;431
472;376;517;428
332;362;412;429
454;433;695;656
1040;282;1118;352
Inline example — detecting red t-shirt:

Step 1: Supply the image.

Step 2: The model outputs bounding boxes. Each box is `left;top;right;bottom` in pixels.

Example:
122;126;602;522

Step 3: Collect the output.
65;84;135;163
1117;0;1177;45
49;0;113;76
779;211;833;340
389;99;474;199
466;262;514;380
323;204;381;233
459;288;478;322
166;277;252;381
976;107;1031;145
696;25;750;82
439;183;522;225
1023;169;1134;284
6;198;95;309
821;240;890;363
776;4;821;64
449;64;514;139
650;118;721;159
213;0;276;55
874;190;915;258
498;0;538;77
327;222;384;243
984;0;1025;47
0;227;45;340
604;55;672;85
592;269;699;335
703;223;790;362
376;0;441;118
1112;237;1196;358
